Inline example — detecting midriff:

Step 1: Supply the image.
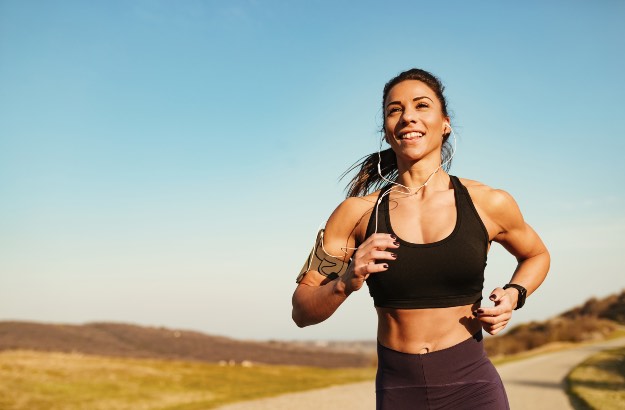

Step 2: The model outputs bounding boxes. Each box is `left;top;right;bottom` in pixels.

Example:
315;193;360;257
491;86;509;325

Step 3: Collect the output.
376;304;482;354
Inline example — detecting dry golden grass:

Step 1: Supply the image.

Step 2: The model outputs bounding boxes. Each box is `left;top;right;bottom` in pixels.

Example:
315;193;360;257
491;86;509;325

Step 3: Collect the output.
0;350;375;410
567;346;625;410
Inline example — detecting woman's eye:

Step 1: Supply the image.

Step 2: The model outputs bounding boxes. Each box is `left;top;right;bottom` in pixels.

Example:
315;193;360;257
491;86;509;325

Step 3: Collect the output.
387;107;402;115
416;102;429;109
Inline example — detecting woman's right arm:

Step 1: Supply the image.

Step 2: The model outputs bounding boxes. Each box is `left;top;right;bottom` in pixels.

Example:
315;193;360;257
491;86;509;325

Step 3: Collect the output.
291;197;398;327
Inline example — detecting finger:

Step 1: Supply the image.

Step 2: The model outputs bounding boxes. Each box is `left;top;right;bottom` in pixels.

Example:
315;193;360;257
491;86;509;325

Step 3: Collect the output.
488;287;506;303
488;326;506;336
482;318;509;329
477;305;511;317
477;313;511;325
355;261;389;276
490;320;509;330
480;322;496;335
478;315;498;326
369;250;397;261
364;234;400;251
480;320;508;334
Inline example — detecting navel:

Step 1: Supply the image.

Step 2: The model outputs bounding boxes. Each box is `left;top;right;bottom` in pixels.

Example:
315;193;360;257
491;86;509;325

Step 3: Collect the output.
418;345;431;354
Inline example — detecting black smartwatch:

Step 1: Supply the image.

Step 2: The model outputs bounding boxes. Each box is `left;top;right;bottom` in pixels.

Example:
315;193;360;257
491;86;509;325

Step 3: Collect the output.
503;283;527;310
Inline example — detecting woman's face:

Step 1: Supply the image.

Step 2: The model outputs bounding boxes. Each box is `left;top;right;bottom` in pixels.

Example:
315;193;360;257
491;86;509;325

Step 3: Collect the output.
384;80;449;164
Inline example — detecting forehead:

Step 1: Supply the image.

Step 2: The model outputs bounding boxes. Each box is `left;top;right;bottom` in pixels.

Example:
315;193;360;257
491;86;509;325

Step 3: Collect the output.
385;80;438;105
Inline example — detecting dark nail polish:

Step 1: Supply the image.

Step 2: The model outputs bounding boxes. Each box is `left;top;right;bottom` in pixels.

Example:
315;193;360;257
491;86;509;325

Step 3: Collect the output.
383;264;389;269
489;294;496;301
472;310;478;316
393;241;400;246
391;253;397;259
390;234;397;240
477;309;484;314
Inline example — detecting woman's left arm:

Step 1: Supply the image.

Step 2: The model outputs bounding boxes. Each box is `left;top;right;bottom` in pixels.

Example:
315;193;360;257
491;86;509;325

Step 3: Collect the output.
476;189;551;335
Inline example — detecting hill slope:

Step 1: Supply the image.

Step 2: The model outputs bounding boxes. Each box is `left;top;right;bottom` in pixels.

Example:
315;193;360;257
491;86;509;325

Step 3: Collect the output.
4;290;624;364
485;289;625;356
0;321;372;368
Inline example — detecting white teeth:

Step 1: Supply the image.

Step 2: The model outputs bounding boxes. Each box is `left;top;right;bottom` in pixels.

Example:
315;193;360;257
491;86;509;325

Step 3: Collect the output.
401;132;424;139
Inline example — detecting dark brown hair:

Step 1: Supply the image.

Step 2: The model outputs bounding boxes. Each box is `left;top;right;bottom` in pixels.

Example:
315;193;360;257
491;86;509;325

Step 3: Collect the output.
342;69;452;197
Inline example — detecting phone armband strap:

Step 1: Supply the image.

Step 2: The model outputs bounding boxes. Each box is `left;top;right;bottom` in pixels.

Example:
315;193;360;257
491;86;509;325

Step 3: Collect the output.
296;229;350;283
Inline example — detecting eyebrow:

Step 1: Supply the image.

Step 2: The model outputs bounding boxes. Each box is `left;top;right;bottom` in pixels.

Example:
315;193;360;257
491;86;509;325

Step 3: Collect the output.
386;96;434;109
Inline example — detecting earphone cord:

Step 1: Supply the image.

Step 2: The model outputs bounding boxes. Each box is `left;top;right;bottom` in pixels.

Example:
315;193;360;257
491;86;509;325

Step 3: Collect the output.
373;126;457;234
311;126;458;260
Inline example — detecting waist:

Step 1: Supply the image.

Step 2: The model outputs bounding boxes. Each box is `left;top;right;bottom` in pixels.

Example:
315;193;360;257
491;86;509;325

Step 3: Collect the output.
376;304;482;354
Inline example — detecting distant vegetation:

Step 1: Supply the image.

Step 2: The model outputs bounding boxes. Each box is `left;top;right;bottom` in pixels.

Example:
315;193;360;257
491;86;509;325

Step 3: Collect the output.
0;321;372;368
485;290;625;357
2;290;624;368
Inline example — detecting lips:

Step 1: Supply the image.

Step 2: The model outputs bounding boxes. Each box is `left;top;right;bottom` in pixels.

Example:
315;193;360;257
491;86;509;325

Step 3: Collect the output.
398;131;424;140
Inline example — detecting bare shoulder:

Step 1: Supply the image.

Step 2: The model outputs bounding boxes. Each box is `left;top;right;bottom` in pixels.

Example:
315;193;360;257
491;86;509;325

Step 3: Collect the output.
325;191;379;247
459;177;523;231
329;192;378;221
460;178;517;209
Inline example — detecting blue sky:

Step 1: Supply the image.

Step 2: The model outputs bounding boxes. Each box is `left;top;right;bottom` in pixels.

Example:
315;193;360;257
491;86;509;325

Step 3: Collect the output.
1;0;624;341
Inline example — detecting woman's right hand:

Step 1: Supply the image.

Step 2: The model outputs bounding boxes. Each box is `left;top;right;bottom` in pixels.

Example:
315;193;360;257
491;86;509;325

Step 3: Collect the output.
341;233;399;294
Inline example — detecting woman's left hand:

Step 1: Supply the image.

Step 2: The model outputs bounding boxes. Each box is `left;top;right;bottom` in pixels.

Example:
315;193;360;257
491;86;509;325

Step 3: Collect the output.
474;287;518;335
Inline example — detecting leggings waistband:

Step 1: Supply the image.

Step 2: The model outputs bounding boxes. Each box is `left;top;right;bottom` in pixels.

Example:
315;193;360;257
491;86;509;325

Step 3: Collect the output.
377;332;488;385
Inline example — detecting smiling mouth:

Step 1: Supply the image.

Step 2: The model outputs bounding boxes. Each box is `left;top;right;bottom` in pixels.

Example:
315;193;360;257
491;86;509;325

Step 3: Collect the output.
398;131;424;140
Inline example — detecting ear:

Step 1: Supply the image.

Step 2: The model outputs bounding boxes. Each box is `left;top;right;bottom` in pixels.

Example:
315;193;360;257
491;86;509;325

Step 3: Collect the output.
383;132;391;145
442;117;450;134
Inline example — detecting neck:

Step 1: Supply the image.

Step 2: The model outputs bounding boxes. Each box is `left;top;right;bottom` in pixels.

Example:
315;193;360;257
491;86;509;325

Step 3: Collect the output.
395;157;448;192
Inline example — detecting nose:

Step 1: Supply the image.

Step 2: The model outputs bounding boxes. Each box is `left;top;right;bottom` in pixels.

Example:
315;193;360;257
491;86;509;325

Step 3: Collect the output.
400;106;418;124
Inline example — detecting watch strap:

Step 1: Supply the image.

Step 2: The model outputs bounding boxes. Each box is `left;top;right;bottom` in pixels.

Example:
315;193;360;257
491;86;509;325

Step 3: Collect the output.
503;283;527;310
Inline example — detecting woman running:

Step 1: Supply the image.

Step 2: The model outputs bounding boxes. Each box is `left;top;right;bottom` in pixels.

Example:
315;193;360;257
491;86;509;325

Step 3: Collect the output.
292;68;550;409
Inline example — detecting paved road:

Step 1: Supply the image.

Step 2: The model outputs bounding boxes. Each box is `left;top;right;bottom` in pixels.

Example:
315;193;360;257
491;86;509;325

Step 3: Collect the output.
498;337;625;410
216;337;625;410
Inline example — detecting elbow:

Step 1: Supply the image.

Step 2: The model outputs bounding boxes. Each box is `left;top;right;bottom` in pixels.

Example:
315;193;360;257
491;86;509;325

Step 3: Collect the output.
539;246;551;274
291;287;315;328
292;309;311;328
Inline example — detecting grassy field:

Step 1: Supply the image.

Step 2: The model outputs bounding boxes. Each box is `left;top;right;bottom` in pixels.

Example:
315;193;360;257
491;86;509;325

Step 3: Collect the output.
567;346;625;410
0;350;375;410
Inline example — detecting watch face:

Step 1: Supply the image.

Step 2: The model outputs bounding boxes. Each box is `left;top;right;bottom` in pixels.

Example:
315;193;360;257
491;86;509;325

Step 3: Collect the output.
504;284;526;309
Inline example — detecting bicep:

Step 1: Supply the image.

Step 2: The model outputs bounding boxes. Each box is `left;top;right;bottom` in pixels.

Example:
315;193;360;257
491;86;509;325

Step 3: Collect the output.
296;197;368;285
491;190;546;261
496;222;546;262
322;196;371;261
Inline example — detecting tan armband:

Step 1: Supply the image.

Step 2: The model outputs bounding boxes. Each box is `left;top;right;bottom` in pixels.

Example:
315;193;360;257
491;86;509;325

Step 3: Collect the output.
296;229;350;283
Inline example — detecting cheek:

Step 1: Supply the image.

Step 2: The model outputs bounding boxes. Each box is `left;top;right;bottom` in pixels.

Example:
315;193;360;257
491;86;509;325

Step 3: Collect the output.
383;121;393;138
384;117;400;134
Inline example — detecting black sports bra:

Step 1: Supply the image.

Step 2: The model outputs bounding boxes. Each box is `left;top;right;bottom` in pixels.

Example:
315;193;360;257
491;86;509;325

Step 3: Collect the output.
365;176;489;309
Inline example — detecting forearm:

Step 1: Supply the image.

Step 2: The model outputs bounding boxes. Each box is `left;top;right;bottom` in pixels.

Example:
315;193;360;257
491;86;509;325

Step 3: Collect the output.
506;249;550;306
291;279;351;327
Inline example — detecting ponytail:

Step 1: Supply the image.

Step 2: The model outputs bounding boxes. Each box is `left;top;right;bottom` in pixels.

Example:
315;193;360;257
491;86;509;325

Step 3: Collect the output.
341;136;453;198
341;148;397;197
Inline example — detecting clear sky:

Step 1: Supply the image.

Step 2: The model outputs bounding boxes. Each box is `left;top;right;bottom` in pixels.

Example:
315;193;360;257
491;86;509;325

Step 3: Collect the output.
1;0;624;341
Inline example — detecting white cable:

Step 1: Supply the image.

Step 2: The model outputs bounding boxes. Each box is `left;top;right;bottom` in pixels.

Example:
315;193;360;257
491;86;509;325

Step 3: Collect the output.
373;126;458;234
311;126;458;262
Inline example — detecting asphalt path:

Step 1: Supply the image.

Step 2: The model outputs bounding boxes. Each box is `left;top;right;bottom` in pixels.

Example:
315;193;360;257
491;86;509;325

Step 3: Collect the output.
216;337;625;410
497;337;625;410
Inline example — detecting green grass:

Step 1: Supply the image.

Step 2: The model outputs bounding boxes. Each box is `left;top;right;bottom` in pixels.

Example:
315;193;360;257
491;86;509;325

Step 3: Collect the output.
0;350;375;410
567;346;625;410
606;328;625;340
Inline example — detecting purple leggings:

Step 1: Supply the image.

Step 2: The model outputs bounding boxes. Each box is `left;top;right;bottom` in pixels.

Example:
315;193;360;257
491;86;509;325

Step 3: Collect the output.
376;332;509;409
